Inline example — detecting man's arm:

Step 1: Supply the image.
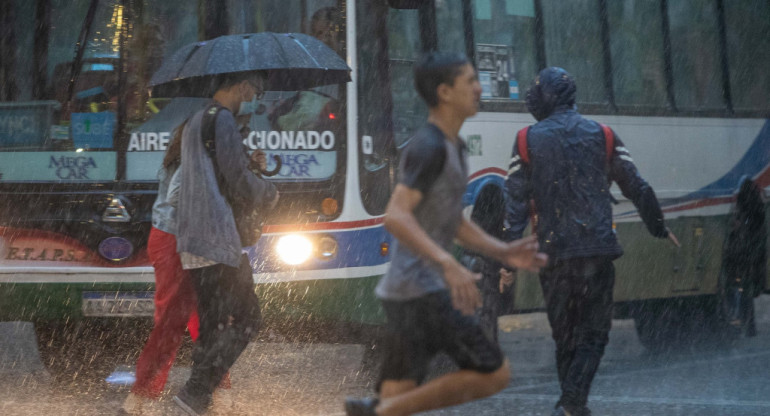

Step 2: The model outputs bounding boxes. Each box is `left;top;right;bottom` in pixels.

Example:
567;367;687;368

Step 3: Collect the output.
215;111;278;206
384;184;482;315
610;134;679;246
455;218;546;272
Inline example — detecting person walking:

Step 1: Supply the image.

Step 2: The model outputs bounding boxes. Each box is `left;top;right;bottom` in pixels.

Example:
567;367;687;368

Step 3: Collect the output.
173;71;278;415
503;67;680;416
119;125;235;415
721;176;766;337
345;52;548;416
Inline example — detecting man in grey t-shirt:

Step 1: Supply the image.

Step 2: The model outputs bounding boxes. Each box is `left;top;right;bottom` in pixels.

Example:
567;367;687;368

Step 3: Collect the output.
345;53;547;416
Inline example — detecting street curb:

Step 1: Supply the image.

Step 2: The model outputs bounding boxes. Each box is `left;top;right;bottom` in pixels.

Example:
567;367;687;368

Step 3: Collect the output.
0;321;51;388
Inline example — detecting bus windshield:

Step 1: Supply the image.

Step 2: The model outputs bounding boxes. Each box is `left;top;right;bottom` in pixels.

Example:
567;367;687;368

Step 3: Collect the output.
0;0;347;190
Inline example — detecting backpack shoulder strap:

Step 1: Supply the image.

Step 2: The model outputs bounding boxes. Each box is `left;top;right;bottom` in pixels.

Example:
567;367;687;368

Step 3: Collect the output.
599;123;614;164
516;126;531;164
201;103;225;158
200;103;229;198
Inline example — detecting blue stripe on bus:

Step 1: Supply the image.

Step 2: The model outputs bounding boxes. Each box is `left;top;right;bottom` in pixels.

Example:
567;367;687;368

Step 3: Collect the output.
618;120;770;217
664;120;770;203
463;174;505;207
244;224;392;273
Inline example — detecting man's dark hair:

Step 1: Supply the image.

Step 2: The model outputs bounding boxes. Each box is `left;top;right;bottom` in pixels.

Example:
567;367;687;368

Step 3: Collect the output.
414;52;470;107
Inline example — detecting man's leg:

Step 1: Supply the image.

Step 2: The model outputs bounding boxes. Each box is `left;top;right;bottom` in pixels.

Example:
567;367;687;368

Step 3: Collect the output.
376;361;510;416
375;292;510;416
179;260;257;411
540;264;578;386
559;259;615;414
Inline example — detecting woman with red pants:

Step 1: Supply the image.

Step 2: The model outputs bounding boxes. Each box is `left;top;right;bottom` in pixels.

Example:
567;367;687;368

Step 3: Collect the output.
120;129;231;415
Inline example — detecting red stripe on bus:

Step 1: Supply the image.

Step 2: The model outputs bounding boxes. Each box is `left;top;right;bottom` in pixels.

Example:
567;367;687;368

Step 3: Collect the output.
468;167;506;181
262;217;384;233
661;196;735;214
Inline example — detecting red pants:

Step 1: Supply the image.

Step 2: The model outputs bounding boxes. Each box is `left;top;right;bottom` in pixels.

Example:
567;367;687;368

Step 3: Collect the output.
132;228;230;398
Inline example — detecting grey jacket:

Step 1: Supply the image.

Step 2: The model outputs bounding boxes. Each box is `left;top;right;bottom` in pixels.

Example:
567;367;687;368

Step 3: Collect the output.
176;103;277;268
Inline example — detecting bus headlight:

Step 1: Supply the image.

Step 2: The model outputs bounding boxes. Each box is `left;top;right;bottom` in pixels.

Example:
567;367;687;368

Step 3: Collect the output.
275;234;313;265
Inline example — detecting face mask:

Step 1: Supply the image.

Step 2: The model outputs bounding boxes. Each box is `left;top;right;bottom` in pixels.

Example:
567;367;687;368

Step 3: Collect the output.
238;96;258;116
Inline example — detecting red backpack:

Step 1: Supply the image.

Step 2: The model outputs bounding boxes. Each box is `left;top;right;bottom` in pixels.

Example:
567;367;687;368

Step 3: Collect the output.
514;123;616;233
516;123;615;165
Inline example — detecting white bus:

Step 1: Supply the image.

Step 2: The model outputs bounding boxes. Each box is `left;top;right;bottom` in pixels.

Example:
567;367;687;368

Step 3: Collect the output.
0;1;768;347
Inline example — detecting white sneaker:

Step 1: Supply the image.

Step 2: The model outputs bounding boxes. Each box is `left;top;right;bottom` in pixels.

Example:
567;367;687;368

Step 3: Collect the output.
118;392;146;415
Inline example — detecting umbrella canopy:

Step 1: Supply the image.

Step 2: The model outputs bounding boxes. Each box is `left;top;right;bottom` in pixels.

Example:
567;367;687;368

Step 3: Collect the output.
149;32;350;97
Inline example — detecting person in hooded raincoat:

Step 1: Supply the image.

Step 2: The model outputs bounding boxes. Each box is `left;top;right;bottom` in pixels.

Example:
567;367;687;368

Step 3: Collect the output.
502;67;680;416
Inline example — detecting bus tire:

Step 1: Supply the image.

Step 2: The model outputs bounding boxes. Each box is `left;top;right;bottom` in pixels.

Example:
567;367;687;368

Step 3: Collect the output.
633;295;739;352
632;299;685;352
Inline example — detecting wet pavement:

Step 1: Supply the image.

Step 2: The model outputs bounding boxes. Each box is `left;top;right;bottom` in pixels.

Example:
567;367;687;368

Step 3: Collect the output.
1;296;769;415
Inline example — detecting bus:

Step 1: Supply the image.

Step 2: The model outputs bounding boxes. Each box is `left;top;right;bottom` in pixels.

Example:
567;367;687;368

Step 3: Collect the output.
1;0;768;348
0;0;393;323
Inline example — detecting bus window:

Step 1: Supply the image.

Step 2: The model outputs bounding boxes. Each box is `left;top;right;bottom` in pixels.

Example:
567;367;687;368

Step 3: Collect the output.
667;0;724;111
606;0;667;109
387;7;426;148
471;0;538;102
723;2;770;113
541;0;604;104
0;0;128;182
435;1;464;55
124;1;199;180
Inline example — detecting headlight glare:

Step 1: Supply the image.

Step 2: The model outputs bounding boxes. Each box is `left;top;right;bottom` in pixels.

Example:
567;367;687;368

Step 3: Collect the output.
276;235;313;265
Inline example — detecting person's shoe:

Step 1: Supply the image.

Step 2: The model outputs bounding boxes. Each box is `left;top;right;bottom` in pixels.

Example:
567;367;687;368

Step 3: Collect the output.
551;406;573;416
210;388;234;415
552;405;592;416
118;392;145;415
173;388;210;416
344;397;379;416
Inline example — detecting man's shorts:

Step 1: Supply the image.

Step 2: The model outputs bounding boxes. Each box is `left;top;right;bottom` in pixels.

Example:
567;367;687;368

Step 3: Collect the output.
378;290;504;387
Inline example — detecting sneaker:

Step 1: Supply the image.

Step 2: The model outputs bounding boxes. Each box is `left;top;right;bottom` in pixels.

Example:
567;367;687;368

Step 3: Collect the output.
551;406;572;416
118;392;145;415
344;397;379;416
210;388;234;415
174;388;210;416
552;405;592;416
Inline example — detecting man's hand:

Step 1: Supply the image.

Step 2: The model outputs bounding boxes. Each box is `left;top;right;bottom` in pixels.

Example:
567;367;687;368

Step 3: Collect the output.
501;235;548;272
441;258;482;316
666;228;680;247
499;268;516;293
250;149;268;172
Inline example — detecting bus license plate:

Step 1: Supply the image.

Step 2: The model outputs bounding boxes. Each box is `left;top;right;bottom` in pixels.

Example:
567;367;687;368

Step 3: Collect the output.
82;291;155;317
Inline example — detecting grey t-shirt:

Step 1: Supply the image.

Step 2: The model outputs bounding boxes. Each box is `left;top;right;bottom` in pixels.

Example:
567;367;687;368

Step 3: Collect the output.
375;124;469;301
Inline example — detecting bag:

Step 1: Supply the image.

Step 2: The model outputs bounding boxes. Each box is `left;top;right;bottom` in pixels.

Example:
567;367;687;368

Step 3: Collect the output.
201;104;267;246
515;123;617;230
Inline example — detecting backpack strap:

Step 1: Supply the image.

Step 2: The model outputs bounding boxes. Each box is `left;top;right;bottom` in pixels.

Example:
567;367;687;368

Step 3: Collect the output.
516;126;530;164
599;123;614;164
200;103;230;200
515;126;537;231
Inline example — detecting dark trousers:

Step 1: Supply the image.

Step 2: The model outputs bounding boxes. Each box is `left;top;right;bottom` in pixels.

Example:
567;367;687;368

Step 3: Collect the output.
183;254;260;402
539;257;615;412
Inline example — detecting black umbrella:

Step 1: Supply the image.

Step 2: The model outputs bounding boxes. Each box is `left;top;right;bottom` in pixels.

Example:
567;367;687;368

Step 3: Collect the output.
149;32;350;97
